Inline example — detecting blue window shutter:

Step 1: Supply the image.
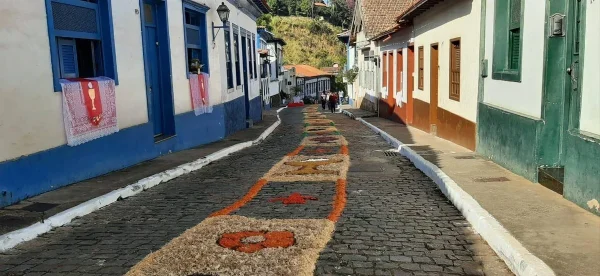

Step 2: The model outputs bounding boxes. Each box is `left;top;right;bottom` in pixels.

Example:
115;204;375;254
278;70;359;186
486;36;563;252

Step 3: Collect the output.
57;38;78;79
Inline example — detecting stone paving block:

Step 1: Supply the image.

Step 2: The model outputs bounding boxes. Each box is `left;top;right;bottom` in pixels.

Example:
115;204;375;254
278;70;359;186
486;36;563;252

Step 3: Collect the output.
233;181;335;219
0;110;510;276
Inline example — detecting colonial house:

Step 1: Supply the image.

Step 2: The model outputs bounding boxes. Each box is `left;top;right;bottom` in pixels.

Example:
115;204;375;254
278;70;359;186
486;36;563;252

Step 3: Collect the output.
478;0;599;214
347;0;410;113
337;30;357;106
285;65;333;100
347;0;599;215
281;66;297;99
257;34;270;107
0;0;270;208
257;27;285;108
320;64;342;76
374;0;482;150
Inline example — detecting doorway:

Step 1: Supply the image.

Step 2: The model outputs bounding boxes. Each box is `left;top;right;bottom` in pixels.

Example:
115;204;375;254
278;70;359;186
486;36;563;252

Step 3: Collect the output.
241;31;251;126
407;46;415;124
141;0;175;140
429;44;439;134
386;52;395;112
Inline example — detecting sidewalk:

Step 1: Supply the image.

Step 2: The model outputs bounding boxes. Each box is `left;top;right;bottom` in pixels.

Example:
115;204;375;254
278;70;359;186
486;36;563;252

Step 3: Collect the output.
0;112;278;237
342;108;600;276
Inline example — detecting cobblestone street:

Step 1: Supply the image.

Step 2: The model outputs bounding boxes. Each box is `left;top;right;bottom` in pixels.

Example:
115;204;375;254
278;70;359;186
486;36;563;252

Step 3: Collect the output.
0;107;510;276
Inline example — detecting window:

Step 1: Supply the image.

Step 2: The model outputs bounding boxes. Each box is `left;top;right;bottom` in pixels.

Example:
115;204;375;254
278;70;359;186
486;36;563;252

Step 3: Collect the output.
183;2;209;75
224;24;233;89
449;39;461;101
382;53;387;89
252;35;258;79
46;0;118;91
245;34;252;79
233;25;241;86
492;0;523;82
418;46;424;89
277;46;283;76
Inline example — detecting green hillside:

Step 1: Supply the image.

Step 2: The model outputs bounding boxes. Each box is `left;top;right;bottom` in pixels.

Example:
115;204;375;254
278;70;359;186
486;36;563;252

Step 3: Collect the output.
259;15;347;68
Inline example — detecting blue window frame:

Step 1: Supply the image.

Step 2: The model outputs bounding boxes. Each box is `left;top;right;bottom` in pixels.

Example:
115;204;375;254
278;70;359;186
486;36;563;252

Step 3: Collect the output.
252;34;257;80
233;25;241;87
247;34;253;79
182;0;209;76
45;0;118;91
224;23;233;89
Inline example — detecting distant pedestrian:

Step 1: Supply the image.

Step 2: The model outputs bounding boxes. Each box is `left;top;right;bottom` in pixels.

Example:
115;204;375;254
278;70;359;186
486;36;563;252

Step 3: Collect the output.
328;93;337;113
320;92;327;110
326;92;331;111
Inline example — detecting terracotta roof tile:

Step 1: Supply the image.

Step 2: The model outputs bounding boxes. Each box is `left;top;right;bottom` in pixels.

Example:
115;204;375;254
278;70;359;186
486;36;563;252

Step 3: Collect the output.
361;0;412;39
285;65;333;78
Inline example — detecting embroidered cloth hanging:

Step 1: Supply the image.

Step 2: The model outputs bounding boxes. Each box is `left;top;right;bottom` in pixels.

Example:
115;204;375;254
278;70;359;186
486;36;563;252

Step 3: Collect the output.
60;77;118;146
189;72;213;115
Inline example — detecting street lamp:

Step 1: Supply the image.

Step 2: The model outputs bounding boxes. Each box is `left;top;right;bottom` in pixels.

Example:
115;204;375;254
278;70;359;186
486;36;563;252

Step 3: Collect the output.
212;2;230;42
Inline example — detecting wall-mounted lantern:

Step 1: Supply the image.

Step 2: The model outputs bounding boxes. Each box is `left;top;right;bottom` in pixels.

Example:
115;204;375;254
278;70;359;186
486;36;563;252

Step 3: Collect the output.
212;2;230;42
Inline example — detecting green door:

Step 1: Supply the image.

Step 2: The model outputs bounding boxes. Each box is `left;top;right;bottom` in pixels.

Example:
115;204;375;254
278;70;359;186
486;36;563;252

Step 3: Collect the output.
566;0;584;133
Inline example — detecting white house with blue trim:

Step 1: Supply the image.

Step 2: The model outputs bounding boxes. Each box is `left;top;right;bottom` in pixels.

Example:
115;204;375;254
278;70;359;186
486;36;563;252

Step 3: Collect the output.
0;0;270;208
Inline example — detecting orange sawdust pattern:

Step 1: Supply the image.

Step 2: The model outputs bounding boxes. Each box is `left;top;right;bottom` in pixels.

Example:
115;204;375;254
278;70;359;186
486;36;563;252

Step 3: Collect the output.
327;179;347;222
127;106;350;275
341;145;349;155
209;179;268;217
287;145;304;156
218;231;295;253
270;193;318;205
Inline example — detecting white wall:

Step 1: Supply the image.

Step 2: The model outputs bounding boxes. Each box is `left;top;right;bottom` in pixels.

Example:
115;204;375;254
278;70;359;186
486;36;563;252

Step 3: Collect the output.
482;0;546;119
579;0;600;136
411;0;481;122
380;28;412;104
0;0;148;162
0;0;261;163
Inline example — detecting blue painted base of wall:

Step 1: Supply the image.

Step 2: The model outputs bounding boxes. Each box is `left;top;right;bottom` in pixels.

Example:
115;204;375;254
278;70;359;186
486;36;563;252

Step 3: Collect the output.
0;99;247;208
249;96;262;123
224;96;247;136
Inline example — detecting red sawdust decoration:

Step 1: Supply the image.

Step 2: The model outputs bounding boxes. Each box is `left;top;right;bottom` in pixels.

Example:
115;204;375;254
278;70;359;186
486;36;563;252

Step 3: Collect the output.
270;193;318;205
218;231;295;253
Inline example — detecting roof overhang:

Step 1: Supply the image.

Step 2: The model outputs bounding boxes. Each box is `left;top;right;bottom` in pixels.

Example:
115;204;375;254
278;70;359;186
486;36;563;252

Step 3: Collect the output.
396;0;445;22
267;38;287;46
258;49;269;57
251;0;271;13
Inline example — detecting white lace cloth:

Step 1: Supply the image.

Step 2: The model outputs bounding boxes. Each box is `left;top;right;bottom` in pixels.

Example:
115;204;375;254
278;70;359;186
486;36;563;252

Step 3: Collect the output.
60;77;118;146
189;73;213;115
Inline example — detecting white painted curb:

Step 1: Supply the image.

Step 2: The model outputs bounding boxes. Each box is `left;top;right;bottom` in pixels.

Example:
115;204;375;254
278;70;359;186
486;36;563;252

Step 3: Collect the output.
0;108;287;252
347;113;554;276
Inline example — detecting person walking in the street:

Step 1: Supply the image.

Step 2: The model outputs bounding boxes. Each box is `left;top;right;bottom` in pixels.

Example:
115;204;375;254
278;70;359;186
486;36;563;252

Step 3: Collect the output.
326;92;331;111
320;92;327;110
328;92;337;113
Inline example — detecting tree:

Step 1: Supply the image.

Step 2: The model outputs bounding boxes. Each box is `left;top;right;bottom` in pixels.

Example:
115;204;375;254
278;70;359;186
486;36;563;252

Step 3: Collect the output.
298;0;312;17
267;0;289;16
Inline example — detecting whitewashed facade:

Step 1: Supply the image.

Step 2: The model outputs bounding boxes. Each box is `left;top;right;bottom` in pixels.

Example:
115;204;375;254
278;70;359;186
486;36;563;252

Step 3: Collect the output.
0;0;269;207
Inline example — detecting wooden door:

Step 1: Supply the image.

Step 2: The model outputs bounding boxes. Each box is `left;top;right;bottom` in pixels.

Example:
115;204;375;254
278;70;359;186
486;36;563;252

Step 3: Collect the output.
430;44;439;134
387;52;394;107
395;49;403;110
407;46;414;124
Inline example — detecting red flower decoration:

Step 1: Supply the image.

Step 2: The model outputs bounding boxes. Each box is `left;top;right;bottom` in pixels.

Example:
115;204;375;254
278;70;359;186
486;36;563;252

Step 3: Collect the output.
270;193;318;205
218;231;295;253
